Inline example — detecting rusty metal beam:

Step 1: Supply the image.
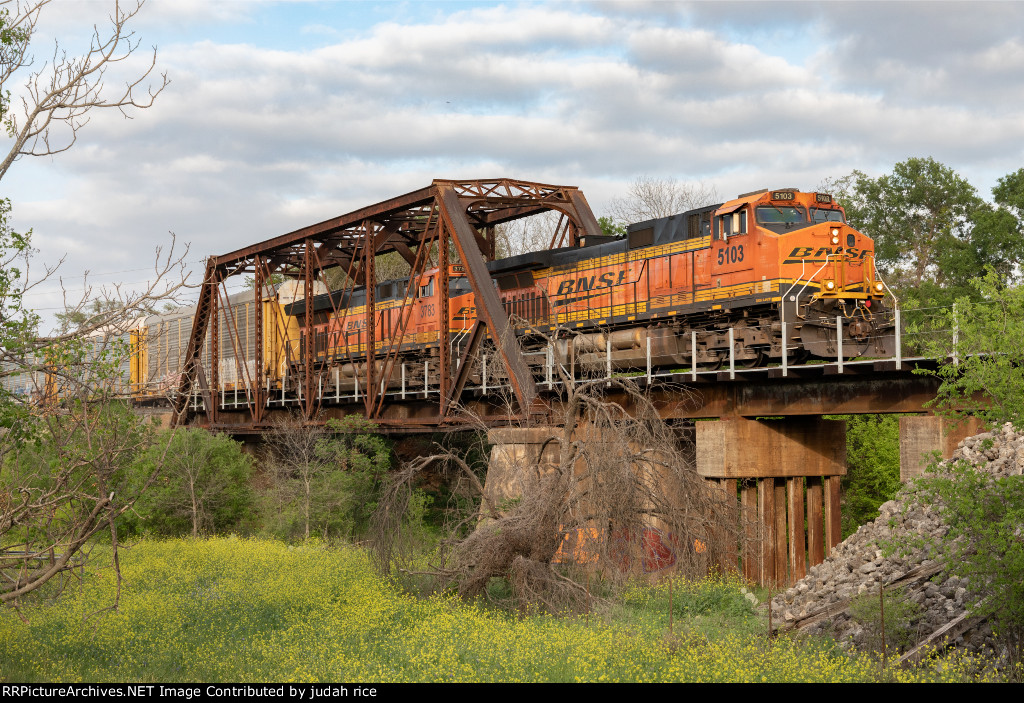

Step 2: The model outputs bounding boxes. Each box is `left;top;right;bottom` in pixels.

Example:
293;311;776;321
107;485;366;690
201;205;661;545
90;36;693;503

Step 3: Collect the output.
392;241;417;267
438;220;450;415
437;183;537;413
212;186;435;269
567;190;604;243
363;221;377;417
253;256;265;424
443;320;485;418
303;239;315;418
172;258;219;426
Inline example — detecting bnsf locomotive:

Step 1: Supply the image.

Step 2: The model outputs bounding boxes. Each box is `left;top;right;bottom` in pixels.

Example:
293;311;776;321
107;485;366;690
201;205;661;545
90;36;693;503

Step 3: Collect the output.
289;188;895;393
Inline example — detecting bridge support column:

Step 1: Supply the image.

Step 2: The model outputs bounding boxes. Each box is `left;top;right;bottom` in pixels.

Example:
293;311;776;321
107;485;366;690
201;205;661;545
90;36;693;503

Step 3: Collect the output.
696;416;846;587
484;425;694;576
899;415;984;482
484;427;561;520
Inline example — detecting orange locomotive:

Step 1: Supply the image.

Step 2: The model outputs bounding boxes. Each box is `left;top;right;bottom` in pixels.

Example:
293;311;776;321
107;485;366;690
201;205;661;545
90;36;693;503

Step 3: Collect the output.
292;188;894;391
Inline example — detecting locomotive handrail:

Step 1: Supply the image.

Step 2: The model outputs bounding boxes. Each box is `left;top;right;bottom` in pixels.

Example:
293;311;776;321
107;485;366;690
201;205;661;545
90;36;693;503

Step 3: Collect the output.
864;252;900;312
793;254;836;306
781;258;810;322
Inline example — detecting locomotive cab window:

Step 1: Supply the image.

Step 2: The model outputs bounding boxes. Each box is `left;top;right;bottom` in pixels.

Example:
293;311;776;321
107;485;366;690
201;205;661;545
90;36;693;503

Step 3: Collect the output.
756;204;808;233
418;279;434;298
716;210;747;239
811;208;846;224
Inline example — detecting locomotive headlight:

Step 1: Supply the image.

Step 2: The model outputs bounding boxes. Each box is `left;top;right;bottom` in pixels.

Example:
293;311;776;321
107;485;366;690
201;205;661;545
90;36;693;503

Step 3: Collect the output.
831;235;840;245
831;227;840;237
824;280;836;291
874;282;884;293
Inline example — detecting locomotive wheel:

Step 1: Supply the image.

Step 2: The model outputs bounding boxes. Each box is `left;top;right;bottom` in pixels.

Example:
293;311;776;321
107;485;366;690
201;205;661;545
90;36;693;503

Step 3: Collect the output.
734;349;767;369
787;348;810;366
698;354;724;371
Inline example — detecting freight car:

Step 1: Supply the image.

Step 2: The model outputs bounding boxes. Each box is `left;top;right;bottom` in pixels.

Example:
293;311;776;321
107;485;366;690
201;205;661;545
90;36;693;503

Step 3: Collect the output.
285;187;895;393
129;280;326;406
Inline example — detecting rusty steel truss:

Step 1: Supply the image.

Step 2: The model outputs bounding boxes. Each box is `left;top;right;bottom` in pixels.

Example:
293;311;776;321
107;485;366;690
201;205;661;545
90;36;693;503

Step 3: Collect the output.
171;178;603;430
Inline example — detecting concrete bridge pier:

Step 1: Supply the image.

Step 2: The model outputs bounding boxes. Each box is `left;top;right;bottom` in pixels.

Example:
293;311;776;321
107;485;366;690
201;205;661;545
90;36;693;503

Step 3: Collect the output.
483;427;562;515
898;415;983;481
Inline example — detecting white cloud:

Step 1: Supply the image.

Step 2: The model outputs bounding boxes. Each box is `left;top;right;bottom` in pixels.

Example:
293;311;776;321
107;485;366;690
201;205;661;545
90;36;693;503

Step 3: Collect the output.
8;1;1024;328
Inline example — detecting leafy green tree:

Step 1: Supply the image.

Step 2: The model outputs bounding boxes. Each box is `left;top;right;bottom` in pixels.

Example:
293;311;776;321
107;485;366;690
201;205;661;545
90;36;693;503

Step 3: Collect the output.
125;429;256;538
598;216;626;238
0;198;36;446
908;459;1024;659
992;167;1024;215
902;270;1024;659
838;414;902;538
836;160;1024;357
1;396;160;604
920;270;1024;428
263;414;391;541
0;1;174;606
841;157;985;290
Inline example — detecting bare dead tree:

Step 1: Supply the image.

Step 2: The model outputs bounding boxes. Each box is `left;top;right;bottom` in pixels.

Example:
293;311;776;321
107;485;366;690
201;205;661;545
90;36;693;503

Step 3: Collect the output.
606;176;720;225
494;211;560;258
0;0;169;180
0;0;180;611
372;324;756;614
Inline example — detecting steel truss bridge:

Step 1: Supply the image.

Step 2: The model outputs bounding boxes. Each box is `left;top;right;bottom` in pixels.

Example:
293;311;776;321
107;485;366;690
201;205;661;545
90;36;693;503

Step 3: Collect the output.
172;178;946;434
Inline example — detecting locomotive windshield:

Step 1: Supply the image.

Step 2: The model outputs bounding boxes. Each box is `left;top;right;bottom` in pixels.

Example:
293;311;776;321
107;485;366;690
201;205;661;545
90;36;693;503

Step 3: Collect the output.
811;207;845;223
756;204;807;232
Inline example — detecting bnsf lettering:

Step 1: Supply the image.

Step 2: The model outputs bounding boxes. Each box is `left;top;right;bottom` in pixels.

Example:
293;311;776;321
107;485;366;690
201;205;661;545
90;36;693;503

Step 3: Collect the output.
787;246;870;259
556;270;626;295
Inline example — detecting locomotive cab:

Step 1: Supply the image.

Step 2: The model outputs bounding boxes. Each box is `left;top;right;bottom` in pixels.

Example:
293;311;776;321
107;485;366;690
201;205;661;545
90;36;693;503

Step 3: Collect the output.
707;188;893;359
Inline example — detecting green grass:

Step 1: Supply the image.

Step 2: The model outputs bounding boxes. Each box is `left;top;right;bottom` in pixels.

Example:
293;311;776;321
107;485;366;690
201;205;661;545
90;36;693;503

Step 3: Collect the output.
0;538;1005;683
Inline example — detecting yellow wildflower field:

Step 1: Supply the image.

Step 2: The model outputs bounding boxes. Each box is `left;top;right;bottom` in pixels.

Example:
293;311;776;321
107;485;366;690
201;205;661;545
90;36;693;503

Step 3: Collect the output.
0;538;1000;683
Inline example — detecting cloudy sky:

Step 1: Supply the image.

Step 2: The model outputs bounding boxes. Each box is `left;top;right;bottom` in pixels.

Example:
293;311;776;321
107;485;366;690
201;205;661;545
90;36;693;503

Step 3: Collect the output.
6;0;1024;326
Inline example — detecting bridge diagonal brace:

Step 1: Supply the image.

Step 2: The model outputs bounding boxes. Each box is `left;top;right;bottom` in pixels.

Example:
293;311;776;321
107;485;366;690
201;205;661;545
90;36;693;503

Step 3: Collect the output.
437;184;537;413
442;320;486;419
172;259;221;427
567;190;604;244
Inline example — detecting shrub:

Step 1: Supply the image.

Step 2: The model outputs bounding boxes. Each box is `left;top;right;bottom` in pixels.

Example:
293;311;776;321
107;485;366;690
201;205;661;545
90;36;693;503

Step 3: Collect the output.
124;428;256;537
910;458;1024;660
